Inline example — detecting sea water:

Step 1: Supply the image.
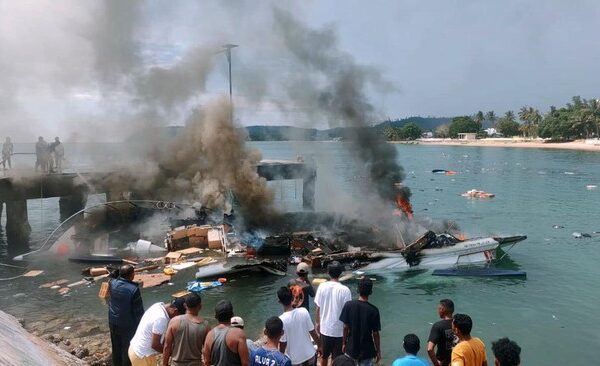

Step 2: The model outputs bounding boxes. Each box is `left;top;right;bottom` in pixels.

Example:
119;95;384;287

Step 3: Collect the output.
1;142;599;364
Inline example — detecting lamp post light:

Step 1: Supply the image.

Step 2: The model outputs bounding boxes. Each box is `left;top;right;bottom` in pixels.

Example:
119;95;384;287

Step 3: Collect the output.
221;44;238;105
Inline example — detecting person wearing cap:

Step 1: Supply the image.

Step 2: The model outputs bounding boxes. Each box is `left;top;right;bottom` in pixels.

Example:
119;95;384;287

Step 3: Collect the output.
108;264;144;366
288;262;316;311
203;300;249;366
128;298;186;366
314;261;351;366
163;293;211;366
278;286;320;366
231;316;258;353
339;277;381;365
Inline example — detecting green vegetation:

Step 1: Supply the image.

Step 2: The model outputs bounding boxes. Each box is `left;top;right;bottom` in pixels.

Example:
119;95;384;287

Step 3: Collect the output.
242;97;599;141
383;122;423;141
448;116;481;138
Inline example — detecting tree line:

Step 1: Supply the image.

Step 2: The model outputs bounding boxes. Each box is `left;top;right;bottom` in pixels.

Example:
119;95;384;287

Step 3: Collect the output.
383;96;600;141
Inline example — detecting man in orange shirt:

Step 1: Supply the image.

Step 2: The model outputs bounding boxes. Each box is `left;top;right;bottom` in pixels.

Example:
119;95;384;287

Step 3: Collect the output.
450;314;487;366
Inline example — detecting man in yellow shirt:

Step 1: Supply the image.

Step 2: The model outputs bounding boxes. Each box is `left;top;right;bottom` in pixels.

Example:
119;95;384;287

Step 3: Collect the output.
450;314;487;366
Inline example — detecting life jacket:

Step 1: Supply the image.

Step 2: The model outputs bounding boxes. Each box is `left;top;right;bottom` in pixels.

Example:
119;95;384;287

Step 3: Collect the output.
290;284;305;308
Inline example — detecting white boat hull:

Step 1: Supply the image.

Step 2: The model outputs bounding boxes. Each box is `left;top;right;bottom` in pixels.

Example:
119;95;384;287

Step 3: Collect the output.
359;237;499;274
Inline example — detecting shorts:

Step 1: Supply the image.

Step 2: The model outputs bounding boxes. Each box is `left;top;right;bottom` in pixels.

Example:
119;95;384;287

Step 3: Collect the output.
128;347;157;366
293;354;317;366
321;334;343;359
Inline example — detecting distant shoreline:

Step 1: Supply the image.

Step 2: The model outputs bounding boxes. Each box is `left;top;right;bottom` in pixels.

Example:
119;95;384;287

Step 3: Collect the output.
391;138;600;152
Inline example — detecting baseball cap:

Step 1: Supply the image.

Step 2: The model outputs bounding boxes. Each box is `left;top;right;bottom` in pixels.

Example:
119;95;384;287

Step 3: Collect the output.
230;316;244;328
171;297;187;315
296;262;310;274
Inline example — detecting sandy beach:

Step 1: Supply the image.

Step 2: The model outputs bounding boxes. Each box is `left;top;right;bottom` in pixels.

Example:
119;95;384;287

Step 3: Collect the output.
396;138;600;152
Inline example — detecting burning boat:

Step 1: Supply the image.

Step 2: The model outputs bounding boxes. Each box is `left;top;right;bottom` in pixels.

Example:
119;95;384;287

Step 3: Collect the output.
303;230;527;274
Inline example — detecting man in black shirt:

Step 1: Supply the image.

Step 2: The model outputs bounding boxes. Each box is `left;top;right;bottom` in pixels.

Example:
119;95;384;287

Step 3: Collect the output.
427;299;456;366
339;277;381;365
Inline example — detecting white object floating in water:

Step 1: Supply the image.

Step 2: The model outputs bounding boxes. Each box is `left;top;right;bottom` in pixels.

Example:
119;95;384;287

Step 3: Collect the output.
63;326;71;330
586;185;597;190
564;172;575;175
128;240;167;253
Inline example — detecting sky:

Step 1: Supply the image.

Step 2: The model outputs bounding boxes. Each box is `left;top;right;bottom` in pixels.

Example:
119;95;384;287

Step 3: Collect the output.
1;0;600;141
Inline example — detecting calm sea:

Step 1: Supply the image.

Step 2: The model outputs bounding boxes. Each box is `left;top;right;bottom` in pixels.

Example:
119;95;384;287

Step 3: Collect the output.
1;141;599;364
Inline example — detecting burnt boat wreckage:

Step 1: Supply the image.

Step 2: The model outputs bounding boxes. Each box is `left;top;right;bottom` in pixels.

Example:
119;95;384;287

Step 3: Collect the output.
15;182;527;279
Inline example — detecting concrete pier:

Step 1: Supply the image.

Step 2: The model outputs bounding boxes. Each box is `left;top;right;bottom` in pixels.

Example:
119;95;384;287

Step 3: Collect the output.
0;160;316;254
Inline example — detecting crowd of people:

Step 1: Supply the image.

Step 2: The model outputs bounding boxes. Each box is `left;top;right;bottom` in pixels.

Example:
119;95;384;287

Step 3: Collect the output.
0;136;64;172
35;136;64;173
107;262;522;366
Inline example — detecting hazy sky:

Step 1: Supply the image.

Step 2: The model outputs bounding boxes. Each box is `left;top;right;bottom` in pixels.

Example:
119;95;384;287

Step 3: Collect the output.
1;0;599;141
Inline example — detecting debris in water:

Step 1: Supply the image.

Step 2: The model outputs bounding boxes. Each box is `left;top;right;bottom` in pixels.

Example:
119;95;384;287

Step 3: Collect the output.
572;232;592;239
586;185;597;190
39;279;69;288
23;270;44;277
552;225;564;229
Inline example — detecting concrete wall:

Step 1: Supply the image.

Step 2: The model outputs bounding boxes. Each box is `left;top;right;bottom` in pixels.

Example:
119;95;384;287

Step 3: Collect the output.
0;310;87;366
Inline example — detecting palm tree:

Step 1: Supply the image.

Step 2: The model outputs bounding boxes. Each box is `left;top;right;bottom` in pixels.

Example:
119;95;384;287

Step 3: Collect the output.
505;110;515;122
485;111;496;123
474;111;485;126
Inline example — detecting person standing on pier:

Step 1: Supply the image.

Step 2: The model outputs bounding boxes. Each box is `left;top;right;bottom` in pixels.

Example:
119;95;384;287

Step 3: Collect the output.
2;137;13;169
35;136;48;173
48;136;64;173
314;261;351;366
108;265;145;366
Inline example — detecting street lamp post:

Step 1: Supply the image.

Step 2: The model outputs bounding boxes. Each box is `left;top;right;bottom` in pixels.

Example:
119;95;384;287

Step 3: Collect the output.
221;44;238;105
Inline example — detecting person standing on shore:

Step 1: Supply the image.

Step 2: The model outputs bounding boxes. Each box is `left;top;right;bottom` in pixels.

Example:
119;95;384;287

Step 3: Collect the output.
427;299;456;366
203;300;249;366
289;262;316;311
451;314;487;366
162;293;211;366
231;316;258;353
314;261;351;366
339;277;381;365
391;334;429;366
250;316;292;366
108;264;144;366
277;286;320;366
491;338;521;366
128;298;186;366
2;137;13;170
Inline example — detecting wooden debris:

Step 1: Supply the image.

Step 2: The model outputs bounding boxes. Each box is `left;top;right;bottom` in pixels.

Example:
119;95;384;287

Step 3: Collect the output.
67;279;89;288
134;273;171;288
171;290;191;298
196;257;217;267
39;279;69;288
23;270;43;277
90;267;109;276
176;247;202;256
135;264;160;272
58;287;70;295
170;262;196;271
165;252;183;264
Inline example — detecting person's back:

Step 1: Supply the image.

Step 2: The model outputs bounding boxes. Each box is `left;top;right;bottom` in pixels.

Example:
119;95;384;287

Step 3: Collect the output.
279;307;316;364
108;276;144;330
107;265;143;366
315;280;351;336
452;337;486;366
171;315;210;366
250;317;291;366
289;262;315;310
392;334;429;366
203;300;248;366
210;326;242;366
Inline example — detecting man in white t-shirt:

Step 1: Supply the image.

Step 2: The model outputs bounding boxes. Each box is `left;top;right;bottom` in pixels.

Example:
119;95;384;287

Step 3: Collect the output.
128;299;186;366
314;261;351;366
278;286;321;366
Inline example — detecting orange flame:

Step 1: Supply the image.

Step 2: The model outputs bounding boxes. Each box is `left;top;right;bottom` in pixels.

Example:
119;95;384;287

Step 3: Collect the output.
395;194;414;220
